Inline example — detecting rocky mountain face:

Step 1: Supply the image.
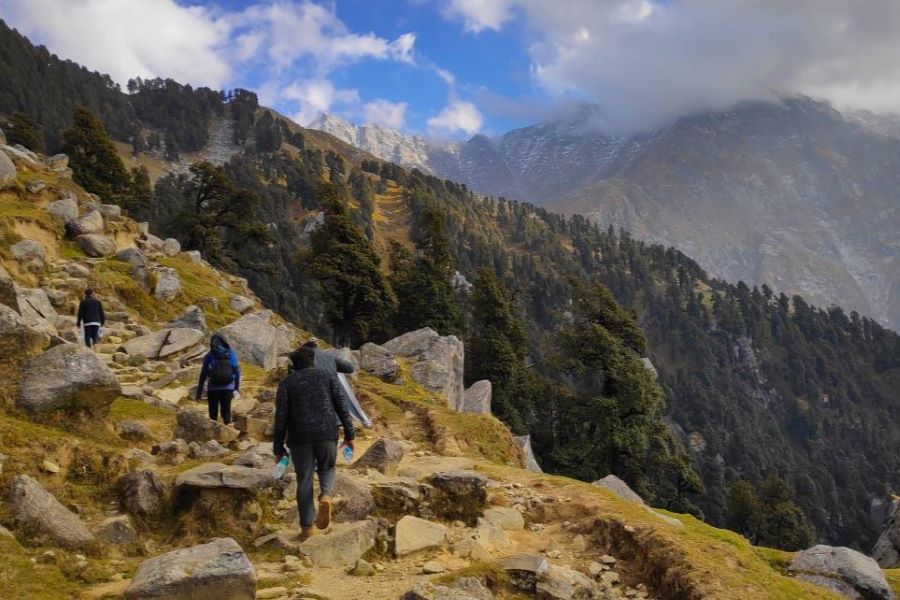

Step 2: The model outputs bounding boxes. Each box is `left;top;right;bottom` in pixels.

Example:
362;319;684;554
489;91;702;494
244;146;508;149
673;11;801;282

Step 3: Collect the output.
309;100;900;332
1;140;874;599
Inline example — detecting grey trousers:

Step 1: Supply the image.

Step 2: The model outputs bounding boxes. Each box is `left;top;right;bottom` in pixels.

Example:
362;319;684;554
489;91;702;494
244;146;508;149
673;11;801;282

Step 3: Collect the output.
290;441;337;528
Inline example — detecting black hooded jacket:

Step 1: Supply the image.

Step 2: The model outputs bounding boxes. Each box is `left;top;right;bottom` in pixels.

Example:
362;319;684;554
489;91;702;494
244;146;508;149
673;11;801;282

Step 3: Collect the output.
273;366;355;455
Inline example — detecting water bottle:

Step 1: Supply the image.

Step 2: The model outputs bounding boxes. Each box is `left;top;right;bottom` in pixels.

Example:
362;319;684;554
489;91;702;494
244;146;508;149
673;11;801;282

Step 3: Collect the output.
342;445;354;463
272;456;290;479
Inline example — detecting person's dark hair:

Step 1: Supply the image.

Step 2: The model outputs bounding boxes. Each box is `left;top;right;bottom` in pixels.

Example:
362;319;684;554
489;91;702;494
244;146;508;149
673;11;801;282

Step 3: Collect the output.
289;346;316;369
85;288;94;297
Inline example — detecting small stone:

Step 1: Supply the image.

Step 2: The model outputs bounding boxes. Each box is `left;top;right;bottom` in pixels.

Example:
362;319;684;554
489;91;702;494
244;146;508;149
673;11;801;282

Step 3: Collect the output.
588;562;604;578
572;534;587;552
256;587;287;599
422;561;446;574
40;460;60;474
350;558;375;576
26;180;47;193
599;555;617;565
624;525;636;533
602;571;620;586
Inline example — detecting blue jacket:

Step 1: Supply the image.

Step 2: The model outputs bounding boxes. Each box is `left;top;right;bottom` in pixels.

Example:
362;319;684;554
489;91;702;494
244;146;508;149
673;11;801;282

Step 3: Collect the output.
197;335;240;396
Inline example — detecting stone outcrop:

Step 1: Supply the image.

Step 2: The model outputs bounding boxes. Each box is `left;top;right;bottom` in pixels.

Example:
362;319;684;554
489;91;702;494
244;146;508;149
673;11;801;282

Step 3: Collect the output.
173;410;241;444
6;475;96;550
514;435;543;473
872;504;900;568
0;303;50;364
119;470;168;519
383;327;464;410
789;545;894;600
219;310;289;370
17;343;120;415
122;328;204;360
358;342;399;381
395;515;447;557
352;438;406;475
14;286;59;336
77;234;116;257
592;474;645;505
0;148;15;185
125;537;256;600
461;380;491;415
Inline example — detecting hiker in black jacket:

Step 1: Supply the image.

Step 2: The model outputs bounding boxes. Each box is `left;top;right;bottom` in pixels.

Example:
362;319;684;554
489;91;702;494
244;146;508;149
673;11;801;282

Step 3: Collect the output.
76;289;104;349
273;346;355;540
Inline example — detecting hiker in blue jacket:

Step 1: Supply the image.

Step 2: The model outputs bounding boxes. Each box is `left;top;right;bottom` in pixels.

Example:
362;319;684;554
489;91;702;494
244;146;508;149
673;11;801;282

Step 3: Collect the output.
195;333;240;425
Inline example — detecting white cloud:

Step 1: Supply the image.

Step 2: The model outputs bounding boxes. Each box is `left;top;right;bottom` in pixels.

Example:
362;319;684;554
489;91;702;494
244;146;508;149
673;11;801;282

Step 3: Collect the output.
282;79;359;125
442;0;516;33
446;0;900;130
363;100;409;129
427;99;483;136
0;0;231;88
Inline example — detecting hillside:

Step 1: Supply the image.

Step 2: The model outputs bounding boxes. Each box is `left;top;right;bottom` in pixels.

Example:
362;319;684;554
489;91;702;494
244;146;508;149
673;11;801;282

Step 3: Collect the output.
309;100;900;334
0;142;878;599
2;19;900;553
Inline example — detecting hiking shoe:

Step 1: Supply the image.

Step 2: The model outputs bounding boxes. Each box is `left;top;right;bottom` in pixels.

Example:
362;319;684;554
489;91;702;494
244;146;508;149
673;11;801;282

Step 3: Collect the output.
299;527;315;541
316;496;333;530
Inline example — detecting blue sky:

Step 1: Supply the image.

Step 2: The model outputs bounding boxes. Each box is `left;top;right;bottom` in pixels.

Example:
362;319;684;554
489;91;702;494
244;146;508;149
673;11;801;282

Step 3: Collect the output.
2;1;898;138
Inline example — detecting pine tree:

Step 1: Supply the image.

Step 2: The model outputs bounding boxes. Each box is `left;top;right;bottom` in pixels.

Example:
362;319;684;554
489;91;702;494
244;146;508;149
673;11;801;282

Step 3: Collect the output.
62;106;131;203
302;184;396;346
126;165;153;214
726;477;813;550
1;112;45;152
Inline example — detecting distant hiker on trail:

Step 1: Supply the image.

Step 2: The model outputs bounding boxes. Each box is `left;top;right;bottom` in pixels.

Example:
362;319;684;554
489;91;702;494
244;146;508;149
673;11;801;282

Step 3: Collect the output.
273;345;355;541
195;333;240;427
76;288;104;350
302;338;372;427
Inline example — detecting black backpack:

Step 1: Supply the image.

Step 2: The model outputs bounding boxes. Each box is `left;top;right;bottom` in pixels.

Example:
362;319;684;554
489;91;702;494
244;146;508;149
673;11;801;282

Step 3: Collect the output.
209;351;234;386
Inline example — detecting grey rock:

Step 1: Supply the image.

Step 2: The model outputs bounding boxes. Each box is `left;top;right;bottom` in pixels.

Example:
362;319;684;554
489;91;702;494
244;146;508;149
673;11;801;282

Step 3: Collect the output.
153;267;181;300
44;153;69;172
395;515;447;556
6;474;96;549
96;514;138;545
174;463;274;492
124;537;256;600
514;435;543;473
229;295;255;314
189;440;230;460
119;470;168;519
124;327;204;360
151;439;190;465
26;180;47;193
1;143;38;164
68;209;104;236
401;577;494;600
537;565;598;600
358;342;399;381
0;126;5;144
218;311;283;370
10;240;46;265
169;305;208;333
77;234;116;257
137;222;149;235
14;286;59;336
383;327;465;410
115;247;147;268
0;303;50;365
173;410;241;444
461;380;491;415
352;438;406;475
483;507;525;531
298;519;377;567
99;204;122;218
185;250;203;263
789;545;894;600
0;150;16;185
17;343;120;415
116;419;153;442
873;503;900;568
350;558;375;576
162;237;181;257
332;471;376;522
65;262;91;278
592;474;645;505
45;289;68;308
48;197;79;223
641;357;659;380
234;443;277;470
501;554;549;592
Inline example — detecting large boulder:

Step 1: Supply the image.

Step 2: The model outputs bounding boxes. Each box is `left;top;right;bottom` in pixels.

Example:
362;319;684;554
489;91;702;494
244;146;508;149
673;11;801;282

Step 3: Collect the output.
501;555;549;593
591;475;645;505
428;470;489;525
96;514;138;545
352;438;406;475
124;537;256;600
162;238;181;257
514;435;543;473
119;470;168;519
383;328;465;410
77;234;116;257
0;148;15;185
68;209;104;236
6;475;96;549
122;328;204;360
873;504;900;568
173;410;241;444
0;303;50;362
298;519;377;567
169;305;208;333
537;565;599;600
483;507;525;531
394;515;447;557
48;197;79;223
789;545;894;600
358;342;399;381
13;286;59;336
461;380;491;415
332;471;376;522
17;343;120;415
10;240;46;266
153;267;181;300
115;247;148;268
218;311;285;370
